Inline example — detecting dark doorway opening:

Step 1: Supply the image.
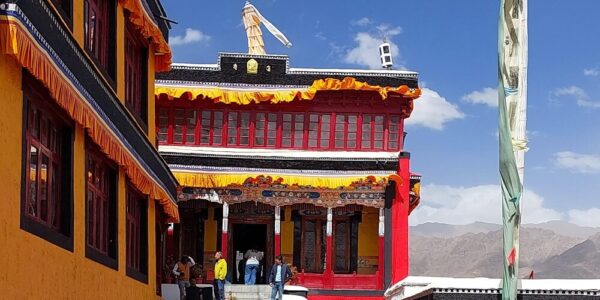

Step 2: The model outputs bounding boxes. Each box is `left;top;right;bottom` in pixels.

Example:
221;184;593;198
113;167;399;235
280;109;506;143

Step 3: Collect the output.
232;223;268;284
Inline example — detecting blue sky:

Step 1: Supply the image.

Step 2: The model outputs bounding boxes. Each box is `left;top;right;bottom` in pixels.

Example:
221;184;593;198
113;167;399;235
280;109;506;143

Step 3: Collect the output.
161;0;600;226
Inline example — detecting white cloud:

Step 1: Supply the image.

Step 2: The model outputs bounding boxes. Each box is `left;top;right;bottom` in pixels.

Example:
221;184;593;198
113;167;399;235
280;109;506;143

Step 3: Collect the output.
314;32;327;41
170;28;210;46
409;184;563;226
405;88;465;130
584;68;599;77
552;86;600;108
554;151;600;174
567;208;600;227
462;87;498;107
343;25;403;70
352;17;373;27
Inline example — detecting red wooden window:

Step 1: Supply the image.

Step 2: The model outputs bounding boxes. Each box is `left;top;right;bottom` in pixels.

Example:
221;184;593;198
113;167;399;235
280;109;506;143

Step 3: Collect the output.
200;110;224;146
334;114;357;149
24;87;70;232
255;113;277;147
157;108;169;143
362;115;385;150
84;0;110;71
307;114;331;149
388;115;401;150
125;22;147;124
333;220;351;273
126;183;147;277
282;113;304;148
227;112;250;146
173;109;197;145
86;143;117;260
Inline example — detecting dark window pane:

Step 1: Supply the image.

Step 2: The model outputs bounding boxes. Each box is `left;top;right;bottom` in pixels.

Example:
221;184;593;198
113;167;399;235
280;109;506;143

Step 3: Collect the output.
28;146;38;217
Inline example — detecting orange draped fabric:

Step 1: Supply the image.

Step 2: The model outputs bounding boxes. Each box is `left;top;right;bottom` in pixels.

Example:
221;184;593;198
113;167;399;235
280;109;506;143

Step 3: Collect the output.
119;0;172;72
0;17;179;221
156;77;422;105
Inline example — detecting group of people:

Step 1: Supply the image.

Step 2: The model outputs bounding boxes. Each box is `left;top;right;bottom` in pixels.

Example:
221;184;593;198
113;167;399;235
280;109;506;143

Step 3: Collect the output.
172;251;292;300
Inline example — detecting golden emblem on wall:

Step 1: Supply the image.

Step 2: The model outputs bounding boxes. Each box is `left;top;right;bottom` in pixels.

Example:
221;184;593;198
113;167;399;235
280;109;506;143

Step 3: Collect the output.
247;59;258;74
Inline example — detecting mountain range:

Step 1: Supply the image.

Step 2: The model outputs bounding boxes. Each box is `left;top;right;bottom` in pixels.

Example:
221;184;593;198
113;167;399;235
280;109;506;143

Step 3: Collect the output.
409;221;600;279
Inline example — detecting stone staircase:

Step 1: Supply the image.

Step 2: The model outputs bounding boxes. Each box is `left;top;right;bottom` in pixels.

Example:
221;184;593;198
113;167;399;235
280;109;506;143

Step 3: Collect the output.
224;284;272;300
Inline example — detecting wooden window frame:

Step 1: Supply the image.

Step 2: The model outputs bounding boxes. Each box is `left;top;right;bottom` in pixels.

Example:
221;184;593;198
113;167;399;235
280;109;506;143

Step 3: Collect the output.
334;113;358;150
387;115;402;150
332;219;352;273
50;0;73;29
125;20;149;129
20;71;74;251
85;140;118;269
126;183;148;283
84;0;116;82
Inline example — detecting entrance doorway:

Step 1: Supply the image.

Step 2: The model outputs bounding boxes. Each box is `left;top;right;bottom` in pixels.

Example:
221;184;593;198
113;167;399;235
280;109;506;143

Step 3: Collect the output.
230;223;272;284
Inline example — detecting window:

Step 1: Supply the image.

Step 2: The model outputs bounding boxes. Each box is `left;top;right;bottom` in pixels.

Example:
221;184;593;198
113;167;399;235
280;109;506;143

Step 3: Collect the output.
388;115;401;150
125;22;147;125
255;113;277;147
84;0;115;78
227;112;250;146
86;142;118;268
361;115;385;150
21;72;73;250
334;114;357;149
282;113;304;148
126;184;148;282
157;108;169;143
50;0;72;27
333;220;351;273
200;110;224;146
172;109;197;145
301;219;326;273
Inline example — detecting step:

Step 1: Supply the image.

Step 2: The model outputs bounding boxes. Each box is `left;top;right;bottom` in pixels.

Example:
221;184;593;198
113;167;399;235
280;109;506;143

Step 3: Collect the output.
224;284;273;300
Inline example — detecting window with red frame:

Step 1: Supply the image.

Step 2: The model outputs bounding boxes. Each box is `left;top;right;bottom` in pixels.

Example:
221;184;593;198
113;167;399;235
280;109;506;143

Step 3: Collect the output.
334;114;357;149
86;142;118;267
362;115;385;150
200;110;224;146
157;108;169;143
255;113;277;147
172;109;197;145
282;113;305;148
126;183;148;281
307;114;331;149
125;22;148;125
22;73;73;245
227;112;250;146
84;0;114;77
388;115;401;150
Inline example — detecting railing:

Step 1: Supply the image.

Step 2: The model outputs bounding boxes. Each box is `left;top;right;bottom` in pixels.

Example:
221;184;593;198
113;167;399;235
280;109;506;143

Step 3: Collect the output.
297;270;381;290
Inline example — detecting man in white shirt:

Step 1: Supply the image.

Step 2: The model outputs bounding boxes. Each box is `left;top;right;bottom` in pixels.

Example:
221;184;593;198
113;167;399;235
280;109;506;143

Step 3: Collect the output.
244;248;263;284
269;255;292;300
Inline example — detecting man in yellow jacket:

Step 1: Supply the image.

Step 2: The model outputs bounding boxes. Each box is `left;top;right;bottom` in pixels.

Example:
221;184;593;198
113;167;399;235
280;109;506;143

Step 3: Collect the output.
214;251;227;300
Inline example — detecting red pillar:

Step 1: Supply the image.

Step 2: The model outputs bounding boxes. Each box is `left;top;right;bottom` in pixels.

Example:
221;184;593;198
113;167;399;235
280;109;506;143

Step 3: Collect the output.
378;235;385;289
221;232;228;260
325;235;333;288
391;152;410;283
274;234;281;257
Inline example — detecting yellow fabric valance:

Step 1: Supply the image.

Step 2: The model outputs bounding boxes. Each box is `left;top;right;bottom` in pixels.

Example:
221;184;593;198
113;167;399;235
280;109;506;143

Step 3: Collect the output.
172;171;395;189
156;77;421;105
120;0;172;72
0;15;179;221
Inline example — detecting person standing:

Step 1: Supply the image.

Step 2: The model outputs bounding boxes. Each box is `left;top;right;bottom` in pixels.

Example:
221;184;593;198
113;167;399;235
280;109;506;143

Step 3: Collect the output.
269;255;292;300
173;255;196;300
244;248;263;284
213;251;227;300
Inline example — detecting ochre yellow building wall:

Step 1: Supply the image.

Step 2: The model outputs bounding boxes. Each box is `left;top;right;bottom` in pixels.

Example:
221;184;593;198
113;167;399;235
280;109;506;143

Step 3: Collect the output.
357;207;380;274
0;0;166;296
281;206;294;262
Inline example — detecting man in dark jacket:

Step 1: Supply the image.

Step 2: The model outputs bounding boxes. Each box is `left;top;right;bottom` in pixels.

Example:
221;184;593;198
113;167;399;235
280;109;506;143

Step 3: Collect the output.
269;255;292;300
